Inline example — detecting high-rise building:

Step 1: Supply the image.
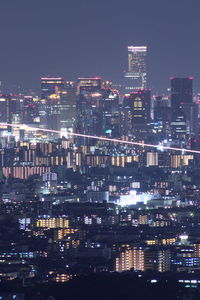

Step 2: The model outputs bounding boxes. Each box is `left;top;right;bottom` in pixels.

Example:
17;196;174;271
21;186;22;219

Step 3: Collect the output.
76;77;121;143
41;77;65;99
194;244;200;257
59;81;77;134
76;77;103;145
116;247;171;273
41;172;58;194
146;152;158;167
0;95;8;123
40;77;65;136
101;88;120;138
77;77;101;93
115;248;145;272
123;90;151;138
171;77;193;108
170;77;194;138
124;46;147;91
22;96;40;125
40;77;77;138
153;95;171;138
157;249;171;272
0;94;21;132
42;93;61;134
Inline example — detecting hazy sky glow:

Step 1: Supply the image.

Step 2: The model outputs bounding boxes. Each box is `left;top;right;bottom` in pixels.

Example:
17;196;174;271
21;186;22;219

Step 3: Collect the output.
0;0;200;92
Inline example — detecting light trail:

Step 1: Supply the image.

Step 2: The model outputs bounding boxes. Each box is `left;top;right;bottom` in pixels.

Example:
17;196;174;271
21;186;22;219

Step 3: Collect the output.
1;122;200;154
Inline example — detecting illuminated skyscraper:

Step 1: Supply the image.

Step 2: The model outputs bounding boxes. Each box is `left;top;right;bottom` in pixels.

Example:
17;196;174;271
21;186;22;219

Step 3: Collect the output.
124;46;147;91
76;77;103;145
40;77;67;138
0;94;21;132
41;77;65;99
59;81;77;134
153;96;171;138
77;77;101;93
123;90;151;138
76;77;120;144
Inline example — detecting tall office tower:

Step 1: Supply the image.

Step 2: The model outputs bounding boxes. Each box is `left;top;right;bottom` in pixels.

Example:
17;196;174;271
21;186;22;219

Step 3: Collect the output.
192;98;200;140
77;77;101;93
0;95;8;124
123;90;151;138
76;77;103;145
41;77;65;99
170;77;194;138
40;77;65;135
59;81;77;134
22;96;40;125
153;96;171;139
0;94;22;140
101;86;120;138
8;95;21;123
39;92;60;137
0;94;21;125
40;80;77;139
124;46;147;92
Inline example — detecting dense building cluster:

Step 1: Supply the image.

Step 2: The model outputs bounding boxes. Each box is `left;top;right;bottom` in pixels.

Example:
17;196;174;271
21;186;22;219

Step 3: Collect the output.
1;46;200;299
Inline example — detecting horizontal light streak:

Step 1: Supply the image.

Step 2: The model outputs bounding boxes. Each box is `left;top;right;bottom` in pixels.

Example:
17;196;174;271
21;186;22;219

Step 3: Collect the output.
1;122;200;154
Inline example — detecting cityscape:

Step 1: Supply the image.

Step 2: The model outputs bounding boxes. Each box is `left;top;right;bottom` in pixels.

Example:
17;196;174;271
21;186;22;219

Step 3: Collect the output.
1;1;200;299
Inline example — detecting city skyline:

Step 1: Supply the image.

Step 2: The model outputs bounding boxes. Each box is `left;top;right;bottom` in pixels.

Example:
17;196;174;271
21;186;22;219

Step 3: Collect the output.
0;0;200;92
2;1;200;299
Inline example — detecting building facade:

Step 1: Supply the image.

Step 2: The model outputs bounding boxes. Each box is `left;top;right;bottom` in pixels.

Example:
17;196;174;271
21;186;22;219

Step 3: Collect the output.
124;46;147;91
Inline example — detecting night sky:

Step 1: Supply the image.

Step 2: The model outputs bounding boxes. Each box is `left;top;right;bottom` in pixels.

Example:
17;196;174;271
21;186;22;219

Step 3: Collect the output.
0;0;200;93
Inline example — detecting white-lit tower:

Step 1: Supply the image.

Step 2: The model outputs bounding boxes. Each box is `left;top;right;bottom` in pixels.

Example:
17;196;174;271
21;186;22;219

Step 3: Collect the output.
124;46;147;91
